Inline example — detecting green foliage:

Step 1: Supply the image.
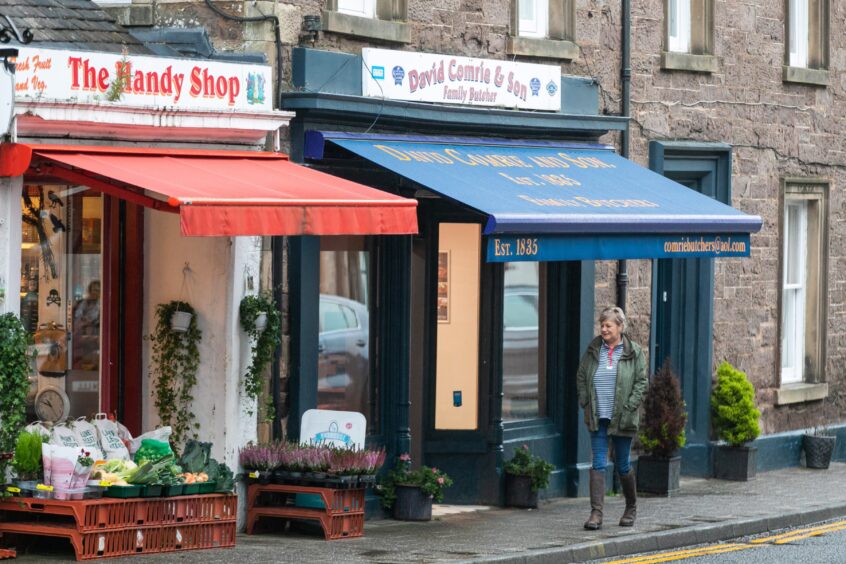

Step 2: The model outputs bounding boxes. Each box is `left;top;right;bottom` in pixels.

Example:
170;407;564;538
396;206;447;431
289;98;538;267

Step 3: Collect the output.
147;301;202;450
0;314;32;479
504;444;554;492
106;50;129;102
638;359;688;458
377;454;453;509
11;431;45;479
239;293;282;401
711;361;761;447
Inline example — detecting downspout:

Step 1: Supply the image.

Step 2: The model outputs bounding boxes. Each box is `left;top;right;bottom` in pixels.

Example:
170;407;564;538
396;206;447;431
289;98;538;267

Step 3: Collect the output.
616;0;631;311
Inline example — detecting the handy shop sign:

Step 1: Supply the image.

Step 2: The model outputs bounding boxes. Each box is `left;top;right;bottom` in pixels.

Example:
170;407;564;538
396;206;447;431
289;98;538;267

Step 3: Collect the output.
362;48;561;111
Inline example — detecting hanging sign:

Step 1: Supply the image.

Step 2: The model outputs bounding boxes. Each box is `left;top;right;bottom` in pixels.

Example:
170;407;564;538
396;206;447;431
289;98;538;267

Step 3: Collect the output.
362;48;561;111
12;46;272;112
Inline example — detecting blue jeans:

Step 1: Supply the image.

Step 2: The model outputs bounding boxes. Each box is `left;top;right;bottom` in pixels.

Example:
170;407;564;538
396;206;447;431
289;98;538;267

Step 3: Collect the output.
590;418;633;474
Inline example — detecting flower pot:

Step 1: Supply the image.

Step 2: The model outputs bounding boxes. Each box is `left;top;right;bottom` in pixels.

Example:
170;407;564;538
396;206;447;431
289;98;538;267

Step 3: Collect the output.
636;455;681;496
273;469;288;484
713;445;757;481
170;311;193;333
393;485;433;521
803;434;836;469
504;473;538;509
254;312;268;332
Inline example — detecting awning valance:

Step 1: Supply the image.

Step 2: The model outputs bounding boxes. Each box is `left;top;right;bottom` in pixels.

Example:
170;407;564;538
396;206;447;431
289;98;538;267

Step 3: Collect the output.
305;132;762;261
5;143;418;237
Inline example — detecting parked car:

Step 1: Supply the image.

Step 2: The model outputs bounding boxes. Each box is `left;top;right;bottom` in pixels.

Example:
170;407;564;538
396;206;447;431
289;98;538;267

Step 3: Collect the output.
317;294;370;416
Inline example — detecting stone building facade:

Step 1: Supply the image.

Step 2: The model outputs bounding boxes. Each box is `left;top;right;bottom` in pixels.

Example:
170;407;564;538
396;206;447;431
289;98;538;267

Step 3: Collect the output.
100;0;845;462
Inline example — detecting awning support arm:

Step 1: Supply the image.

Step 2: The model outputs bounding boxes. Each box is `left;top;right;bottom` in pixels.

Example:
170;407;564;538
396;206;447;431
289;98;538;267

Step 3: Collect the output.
34;164;180;213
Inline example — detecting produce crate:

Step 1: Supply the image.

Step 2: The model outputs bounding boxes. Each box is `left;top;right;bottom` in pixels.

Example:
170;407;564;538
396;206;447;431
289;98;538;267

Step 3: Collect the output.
0;494;236;560
0;548;15;559
103;486;142;499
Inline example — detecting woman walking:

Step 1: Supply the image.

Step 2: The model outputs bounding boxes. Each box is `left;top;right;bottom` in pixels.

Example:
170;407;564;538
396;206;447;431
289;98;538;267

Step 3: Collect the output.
576;306;648;529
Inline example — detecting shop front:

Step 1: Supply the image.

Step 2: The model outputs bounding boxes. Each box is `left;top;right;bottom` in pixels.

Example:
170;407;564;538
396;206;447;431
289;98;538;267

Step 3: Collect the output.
283;47;762;504
0;45;417;475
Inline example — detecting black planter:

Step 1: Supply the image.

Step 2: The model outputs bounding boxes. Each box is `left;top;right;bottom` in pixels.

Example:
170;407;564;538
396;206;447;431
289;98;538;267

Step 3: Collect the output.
393;485;433;521
803;434;836;469
713;445;757;481
504;473;538;509
636;455;681;496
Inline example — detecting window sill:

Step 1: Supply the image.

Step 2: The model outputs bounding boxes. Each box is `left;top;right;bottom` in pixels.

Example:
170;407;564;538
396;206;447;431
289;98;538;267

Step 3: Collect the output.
775;382;829;405
321;10;410;43
661;52;718;73
507;36;578;60
783;66;828;87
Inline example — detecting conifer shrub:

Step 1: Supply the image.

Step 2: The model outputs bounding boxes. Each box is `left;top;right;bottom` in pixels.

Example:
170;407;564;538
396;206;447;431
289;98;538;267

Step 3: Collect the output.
639;358;687;458
711;361;760;447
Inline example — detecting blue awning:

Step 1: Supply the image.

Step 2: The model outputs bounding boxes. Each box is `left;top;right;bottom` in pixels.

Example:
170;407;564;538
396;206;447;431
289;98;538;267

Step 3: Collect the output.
305;132;762;261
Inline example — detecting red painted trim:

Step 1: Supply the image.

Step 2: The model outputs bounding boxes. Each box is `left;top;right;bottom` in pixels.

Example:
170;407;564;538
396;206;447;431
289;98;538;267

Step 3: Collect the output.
121;202;144;436
0;143;32;176
100;196;119;418
28;144;289;160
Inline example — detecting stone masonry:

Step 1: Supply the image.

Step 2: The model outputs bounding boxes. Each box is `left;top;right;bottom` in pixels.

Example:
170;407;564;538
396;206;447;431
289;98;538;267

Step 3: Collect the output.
108;0;846;438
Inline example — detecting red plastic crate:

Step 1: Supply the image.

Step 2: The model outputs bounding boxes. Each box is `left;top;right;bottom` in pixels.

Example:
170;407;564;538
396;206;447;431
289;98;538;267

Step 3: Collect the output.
78;522;236;560
0;548;15;559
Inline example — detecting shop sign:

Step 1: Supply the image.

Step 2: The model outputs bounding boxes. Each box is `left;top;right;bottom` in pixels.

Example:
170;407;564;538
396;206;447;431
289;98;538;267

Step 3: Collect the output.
300;409;366;449
361;48;561;111
486;233;752;262
12;46;272;112
0;54;14;137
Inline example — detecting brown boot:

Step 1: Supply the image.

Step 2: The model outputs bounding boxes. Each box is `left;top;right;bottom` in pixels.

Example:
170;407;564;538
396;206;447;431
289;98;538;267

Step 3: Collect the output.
619;469;637;526
584;469;604;530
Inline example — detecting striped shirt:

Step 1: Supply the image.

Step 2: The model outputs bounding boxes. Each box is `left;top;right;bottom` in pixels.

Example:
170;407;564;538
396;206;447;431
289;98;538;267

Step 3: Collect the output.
594;341;624;419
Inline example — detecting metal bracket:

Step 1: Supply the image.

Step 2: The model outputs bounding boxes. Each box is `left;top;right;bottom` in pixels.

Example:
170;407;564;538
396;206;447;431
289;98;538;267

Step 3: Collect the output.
0;16;33;45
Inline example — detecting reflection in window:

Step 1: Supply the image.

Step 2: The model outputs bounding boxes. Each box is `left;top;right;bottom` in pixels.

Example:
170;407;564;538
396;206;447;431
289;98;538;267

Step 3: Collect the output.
502;262;546;421
317;237;376;432
20;185;103;421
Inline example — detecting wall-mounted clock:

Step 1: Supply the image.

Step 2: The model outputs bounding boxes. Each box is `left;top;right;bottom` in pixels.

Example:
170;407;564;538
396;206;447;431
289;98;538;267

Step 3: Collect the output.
34;386;70;423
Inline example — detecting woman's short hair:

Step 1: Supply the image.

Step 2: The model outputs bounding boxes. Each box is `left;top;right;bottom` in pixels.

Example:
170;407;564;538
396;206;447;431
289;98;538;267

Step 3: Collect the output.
599;306;627;332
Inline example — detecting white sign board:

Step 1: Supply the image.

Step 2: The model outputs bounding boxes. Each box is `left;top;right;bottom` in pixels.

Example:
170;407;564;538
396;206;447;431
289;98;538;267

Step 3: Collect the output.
362;47;561;112
300;409;366;449
0;58;13;136
12;47;273;112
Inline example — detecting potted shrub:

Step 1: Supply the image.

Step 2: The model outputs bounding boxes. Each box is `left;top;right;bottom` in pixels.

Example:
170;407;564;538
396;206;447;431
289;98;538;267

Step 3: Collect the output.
11;430;44;490
239;293;282;401
503;444;553;509
803;426;836;469
0;314;32;482
711;361;760;481
377;454;453;521
637;359;687;495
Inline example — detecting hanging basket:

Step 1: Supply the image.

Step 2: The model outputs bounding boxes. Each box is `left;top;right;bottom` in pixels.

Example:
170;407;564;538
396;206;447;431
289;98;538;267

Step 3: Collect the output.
170;311;193;333
803;434;836;469
254;312;268;333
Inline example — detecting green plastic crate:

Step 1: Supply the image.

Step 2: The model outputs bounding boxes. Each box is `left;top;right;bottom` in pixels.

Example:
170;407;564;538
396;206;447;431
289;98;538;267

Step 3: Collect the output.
103;485;142;498
141;485;163;497
182;483;201;495
161;484;184;496
197;481;216;494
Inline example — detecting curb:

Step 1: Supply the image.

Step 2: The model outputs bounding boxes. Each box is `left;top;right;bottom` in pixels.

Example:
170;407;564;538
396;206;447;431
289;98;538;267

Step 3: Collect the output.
468;503;846;563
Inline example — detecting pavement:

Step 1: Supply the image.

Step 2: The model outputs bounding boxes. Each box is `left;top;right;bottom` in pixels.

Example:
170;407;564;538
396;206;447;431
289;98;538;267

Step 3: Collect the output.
8;463;846;563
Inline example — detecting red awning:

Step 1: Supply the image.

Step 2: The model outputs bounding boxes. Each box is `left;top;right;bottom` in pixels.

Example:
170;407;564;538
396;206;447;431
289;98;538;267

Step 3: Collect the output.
16;144;417;236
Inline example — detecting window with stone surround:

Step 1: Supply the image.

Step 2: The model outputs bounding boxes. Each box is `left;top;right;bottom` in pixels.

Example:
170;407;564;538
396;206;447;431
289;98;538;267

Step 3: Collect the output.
323;0;410;43
783;0;829;86
661;0;717;73
508;0;577;60
777;181;828;405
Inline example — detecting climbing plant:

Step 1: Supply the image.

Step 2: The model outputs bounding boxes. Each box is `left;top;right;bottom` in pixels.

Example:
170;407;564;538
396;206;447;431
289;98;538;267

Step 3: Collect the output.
0;314;32;479
148;301;201;449
239;292;282;403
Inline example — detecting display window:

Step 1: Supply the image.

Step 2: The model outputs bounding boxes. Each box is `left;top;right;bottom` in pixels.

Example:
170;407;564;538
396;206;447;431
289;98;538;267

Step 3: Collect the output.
20;184;103;423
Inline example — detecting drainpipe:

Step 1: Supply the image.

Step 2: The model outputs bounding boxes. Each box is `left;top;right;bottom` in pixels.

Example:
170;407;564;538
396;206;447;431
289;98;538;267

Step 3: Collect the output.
616;0;631;311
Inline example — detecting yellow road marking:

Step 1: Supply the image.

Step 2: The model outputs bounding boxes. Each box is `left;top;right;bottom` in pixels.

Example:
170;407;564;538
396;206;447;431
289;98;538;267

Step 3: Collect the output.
750;520;846;544
772;523;846;545
601;543;753;564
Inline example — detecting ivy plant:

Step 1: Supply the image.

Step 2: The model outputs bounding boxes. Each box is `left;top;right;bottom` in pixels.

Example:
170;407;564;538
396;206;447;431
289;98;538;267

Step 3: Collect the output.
239;293;281;402
0;314;32;480
147;301;202;449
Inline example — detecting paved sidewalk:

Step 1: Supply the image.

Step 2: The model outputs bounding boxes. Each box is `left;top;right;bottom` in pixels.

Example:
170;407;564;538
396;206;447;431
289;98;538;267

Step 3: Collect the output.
10;463;846;563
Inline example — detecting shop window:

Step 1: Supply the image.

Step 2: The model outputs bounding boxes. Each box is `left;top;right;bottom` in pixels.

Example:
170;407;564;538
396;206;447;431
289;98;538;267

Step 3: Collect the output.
784;0;829;85
20;185;103;422
318;237;378;432
778;181;827;403
502;262;547;421
323;0;410;43
662;0;717;72
508;0;577;59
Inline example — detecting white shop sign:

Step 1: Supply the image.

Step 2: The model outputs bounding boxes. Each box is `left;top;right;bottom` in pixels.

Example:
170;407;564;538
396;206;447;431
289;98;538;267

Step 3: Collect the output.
12;46;272;112
361;47;561;112
300;409;366;449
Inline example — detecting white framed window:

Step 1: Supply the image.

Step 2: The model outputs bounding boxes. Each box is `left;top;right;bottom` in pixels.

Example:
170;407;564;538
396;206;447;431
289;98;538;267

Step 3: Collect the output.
338;0;376;19
519;0;549;39
781;200;808;385
667;0;691;53
788;0;809;67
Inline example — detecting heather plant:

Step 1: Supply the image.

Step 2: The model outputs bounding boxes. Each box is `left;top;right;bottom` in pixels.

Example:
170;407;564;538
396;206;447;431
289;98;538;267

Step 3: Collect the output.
238;443;281;471
711;361;761;447
639;359;688;458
